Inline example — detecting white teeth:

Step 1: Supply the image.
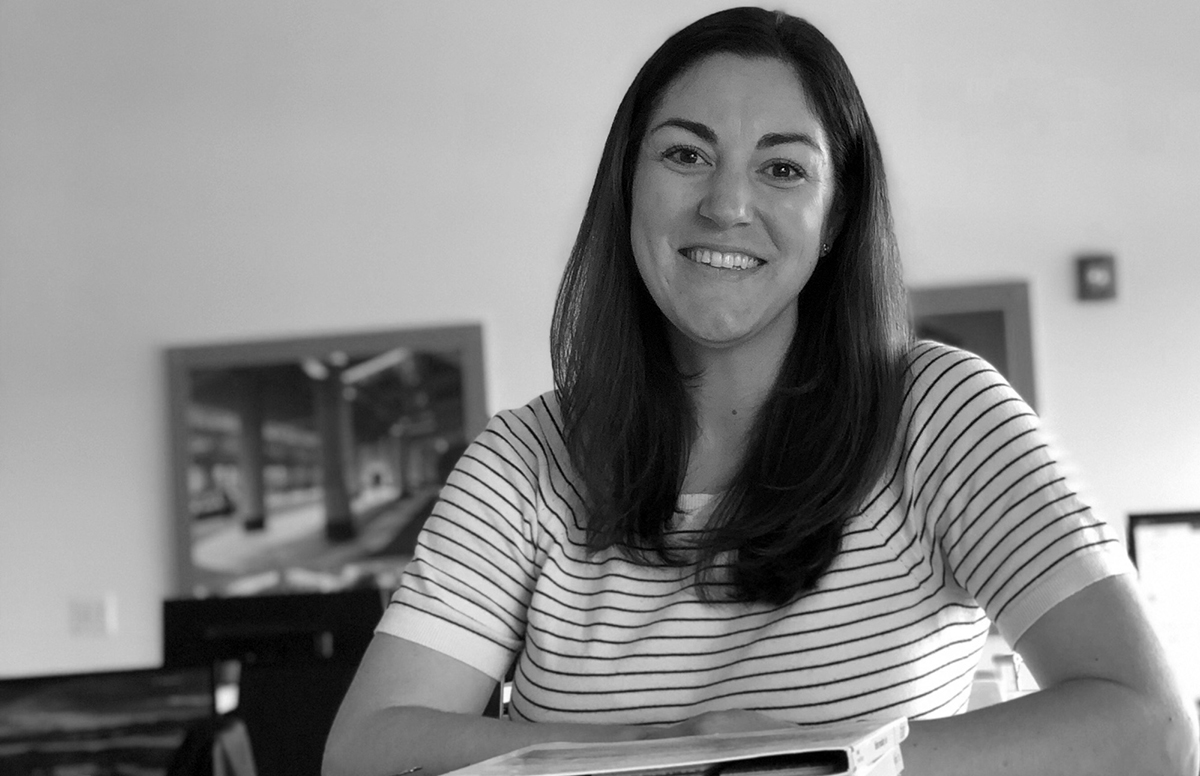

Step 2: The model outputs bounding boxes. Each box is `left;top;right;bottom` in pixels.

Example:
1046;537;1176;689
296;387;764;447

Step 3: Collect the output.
685;248;761;270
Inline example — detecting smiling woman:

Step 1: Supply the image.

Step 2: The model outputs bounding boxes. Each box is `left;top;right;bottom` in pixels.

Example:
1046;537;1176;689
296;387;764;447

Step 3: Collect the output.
322;7;1198;776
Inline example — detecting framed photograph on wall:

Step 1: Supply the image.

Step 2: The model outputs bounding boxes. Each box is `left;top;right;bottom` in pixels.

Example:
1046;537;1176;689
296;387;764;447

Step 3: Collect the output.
166;324;488;598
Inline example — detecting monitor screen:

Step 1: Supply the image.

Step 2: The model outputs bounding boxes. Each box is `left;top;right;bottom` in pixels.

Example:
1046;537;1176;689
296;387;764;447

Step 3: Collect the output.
1127;511;1200;705
0;666;214;776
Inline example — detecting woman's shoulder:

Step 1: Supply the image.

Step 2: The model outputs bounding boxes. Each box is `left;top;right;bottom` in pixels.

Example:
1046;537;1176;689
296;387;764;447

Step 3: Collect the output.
490;389;561;423
481;390;565;447
904;339;1026;403
899;339;1035;440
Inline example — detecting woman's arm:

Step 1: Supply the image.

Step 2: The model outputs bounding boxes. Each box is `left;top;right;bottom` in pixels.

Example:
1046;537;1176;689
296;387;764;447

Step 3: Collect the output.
901;573;1198;776
892;347;1196;773
322;633;652;776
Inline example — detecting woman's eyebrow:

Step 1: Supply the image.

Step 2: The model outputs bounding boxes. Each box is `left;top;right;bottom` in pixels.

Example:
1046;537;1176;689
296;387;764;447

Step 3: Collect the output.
758;131;822;152
649;119;822;153
648;118;716;143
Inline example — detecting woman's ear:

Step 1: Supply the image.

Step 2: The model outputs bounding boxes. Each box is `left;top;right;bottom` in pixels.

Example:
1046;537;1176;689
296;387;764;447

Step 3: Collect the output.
821;198;846;255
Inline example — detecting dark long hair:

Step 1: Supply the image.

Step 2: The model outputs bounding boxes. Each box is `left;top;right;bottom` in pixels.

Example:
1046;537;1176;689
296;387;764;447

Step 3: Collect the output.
550;7;911;605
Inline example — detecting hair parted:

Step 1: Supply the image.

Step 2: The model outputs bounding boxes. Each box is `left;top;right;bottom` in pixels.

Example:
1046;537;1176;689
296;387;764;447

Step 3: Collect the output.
550;6;912;606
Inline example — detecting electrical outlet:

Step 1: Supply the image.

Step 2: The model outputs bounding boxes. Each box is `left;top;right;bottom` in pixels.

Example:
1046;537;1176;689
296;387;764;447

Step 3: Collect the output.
68;594;118;637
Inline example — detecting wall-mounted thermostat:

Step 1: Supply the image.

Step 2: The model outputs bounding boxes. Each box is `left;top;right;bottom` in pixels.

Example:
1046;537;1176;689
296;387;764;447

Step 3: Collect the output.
1076;253;1117;301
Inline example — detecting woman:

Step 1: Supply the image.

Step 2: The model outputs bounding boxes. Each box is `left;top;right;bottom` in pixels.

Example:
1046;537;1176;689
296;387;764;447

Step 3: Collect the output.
324;8;1197;776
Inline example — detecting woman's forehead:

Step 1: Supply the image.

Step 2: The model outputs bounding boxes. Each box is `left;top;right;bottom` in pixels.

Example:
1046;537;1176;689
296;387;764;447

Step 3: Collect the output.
647;54;825;145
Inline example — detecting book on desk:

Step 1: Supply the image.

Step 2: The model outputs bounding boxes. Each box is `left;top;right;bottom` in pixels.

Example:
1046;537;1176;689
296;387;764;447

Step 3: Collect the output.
443;717;908;776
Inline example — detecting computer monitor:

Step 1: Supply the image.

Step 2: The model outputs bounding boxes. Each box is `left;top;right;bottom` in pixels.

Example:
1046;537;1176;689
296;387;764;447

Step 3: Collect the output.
0;665;214;776
1127;510;1200;706
162;588;385;668
162;589;386;776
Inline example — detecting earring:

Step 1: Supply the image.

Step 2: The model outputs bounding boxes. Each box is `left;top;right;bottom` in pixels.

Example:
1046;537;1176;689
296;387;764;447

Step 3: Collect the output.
820;242;830;256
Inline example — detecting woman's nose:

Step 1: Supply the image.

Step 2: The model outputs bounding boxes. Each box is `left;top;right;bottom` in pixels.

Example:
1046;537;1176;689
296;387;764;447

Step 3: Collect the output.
697;166;753;228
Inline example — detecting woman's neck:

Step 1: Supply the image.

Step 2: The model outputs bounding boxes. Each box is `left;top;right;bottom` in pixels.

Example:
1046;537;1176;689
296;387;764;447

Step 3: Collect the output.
673;321;791;416
672;328;793;494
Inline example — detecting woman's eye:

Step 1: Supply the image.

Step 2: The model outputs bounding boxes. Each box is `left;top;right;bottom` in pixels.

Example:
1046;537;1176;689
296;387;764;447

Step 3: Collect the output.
764;161;805;181
663;146;707;166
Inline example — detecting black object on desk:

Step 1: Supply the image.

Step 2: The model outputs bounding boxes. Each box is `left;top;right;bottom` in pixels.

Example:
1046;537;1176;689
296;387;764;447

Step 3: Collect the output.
163;588;386;776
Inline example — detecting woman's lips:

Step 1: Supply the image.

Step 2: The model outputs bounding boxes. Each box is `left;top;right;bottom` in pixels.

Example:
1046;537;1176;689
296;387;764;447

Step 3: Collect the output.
681;247;765;270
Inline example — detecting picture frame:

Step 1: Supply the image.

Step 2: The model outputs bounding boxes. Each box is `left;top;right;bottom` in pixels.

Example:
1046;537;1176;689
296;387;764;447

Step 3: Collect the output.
165;324;488;598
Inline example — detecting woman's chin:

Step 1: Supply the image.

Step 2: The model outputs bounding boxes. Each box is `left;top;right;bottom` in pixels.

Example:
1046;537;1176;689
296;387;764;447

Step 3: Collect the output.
670;321;759;354
670;308;798;353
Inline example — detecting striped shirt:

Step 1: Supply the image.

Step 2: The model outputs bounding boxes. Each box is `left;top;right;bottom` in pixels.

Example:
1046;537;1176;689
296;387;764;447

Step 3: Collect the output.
379;341;1132;725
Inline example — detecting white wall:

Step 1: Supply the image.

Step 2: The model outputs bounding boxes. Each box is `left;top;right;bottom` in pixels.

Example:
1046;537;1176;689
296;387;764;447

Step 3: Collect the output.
1;0;1197;676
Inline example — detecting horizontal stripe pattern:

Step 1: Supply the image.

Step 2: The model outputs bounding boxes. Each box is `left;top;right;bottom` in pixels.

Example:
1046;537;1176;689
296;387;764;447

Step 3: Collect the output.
382;341;1130;725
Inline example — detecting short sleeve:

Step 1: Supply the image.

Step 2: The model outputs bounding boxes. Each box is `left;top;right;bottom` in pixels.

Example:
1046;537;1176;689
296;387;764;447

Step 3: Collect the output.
376;407;545;681
904;343;1134;646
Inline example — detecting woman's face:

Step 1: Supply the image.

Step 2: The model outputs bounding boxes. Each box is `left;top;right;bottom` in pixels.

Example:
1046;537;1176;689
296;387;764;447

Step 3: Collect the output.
630;54;837;361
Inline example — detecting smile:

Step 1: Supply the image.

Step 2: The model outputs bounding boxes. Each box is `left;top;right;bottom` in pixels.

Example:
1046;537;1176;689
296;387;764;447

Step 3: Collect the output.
681;248;765;271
